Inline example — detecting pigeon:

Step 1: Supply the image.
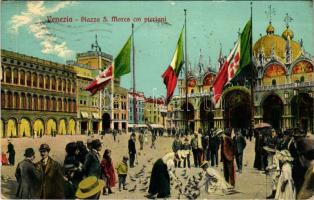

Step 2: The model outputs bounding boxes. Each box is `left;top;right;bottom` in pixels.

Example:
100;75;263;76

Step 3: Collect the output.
130;177;137;182
128;185;137;192
139;186;148;192
142;180;148;185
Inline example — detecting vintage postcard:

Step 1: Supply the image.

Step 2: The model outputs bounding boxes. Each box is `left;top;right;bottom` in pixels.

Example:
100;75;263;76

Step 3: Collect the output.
1;1;313;199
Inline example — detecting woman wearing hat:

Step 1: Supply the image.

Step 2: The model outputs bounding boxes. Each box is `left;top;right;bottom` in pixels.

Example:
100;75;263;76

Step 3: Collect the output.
15;148;42;199
275;150;296;200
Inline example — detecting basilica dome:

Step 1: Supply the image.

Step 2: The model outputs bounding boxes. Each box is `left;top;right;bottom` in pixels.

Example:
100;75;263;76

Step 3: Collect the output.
253;23;302;63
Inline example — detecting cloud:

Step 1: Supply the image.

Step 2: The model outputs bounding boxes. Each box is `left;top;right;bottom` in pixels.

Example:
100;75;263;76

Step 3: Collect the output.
9;1;74;59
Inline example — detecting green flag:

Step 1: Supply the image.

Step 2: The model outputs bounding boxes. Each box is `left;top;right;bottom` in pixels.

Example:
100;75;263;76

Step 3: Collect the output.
238;19;252;75
114;36;131;78
229;19;252;85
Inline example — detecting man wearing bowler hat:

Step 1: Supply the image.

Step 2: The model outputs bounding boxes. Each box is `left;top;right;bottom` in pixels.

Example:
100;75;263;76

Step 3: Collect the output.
15;148;42;199
84;139;102;178
37;143;65;199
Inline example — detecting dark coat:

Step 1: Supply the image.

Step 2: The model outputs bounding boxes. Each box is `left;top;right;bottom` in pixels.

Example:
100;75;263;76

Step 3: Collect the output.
128;139;136;154
209;136;220;152
84;150;101;178
64;155;84;187
233;134;246;154
38;157;65;199
64;180;76;199
148;159;170;198
7;143;15;165
15;159;42;199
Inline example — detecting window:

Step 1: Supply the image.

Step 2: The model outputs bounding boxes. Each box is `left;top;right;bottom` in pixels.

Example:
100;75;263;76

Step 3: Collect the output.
32;73;37;87
14;92;19;109
6;68;11;83
27;94;32;110
58;98;62;111
300;76;305;83
13;69;18;84
26;72;31;86
21;93;27;109
45;76;50;89
39;96;44;110
272;79;276;86
51;77;56;90
33;95;38;110
39;74;44;88
58;78;62;91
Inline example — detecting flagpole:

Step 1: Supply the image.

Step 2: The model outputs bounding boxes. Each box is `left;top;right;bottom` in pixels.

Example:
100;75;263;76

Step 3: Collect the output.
132;23;137;128
250;1;255;134
184;9;189;135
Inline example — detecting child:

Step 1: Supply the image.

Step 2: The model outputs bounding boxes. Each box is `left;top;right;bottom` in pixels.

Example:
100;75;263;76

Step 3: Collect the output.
116;156;129;191
182;137;191;168
100;149;116;195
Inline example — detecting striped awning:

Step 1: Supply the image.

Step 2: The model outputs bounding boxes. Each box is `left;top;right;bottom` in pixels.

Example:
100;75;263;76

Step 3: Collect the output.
81;112;90;119
92;113;101;119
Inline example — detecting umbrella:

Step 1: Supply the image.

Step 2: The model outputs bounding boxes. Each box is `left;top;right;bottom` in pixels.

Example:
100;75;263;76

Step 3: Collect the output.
254;122;271;129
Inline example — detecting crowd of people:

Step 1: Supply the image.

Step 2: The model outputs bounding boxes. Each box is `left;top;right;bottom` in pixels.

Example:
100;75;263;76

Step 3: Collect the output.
171;128;246;187
13;138;132;199
3;125;314;199
253;128;314;200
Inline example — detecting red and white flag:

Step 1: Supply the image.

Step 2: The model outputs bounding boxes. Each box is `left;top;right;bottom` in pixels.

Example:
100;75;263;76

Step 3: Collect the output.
212;41;240;103
85;65;112;95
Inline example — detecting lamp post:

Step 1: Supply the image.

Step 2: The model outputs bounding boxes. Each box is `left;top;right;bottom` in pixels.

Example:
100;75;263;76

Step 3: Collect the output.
293;80;300;129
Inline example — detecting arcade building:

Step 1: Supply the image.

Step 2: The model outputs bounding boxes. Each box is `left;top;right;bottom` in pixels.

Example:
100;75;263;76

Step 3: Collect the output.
168;21;314;133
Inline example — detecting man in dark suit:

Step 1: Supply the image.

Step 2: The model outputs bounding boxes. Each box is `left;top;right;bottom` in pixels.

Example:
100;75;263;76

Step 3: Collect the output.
15;148;42;199
84;139;102;178
37;143;65;199
233;129;246;173
128;133;136;168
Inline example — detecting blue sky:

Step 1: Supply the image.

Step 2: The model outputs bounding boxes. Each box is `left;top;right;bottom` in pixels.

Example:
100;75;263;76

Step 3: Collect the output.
1;1;313;97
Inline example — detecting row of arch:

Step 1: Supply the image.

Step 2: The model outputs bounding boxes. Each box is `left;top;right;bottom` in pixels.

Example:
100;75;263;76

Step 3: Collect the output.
1;118;76;138
2;66;76;94
1;90;77;113
178;89;313;131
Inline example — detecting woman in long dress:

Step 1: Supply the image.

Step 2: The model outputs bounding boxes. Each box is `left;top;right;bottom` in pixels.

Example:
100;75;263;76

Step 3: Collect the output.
275;150;296;200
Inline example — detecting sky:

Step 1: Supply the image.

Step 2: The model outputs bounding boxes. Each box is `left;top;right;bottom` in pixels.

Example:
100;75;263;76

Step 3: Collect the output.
1;1;313;98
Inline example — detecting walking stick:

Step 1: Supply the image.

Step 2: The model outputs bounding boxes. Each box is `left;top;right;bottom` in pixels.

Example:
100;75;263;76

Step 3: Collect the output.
266;170;268;199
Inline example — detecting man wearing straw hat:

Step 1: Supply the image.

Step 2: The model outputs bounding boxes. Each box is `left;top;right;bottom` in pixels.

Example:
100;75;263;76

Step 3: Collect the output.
76;176;105;199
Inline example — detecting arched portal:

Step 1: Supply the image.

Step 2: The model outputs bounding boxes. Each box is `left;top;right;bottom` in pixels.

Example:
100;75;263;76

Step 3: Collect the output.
223;89;251;129
1;119;4;138
18;118;31;137
68;119;76;135
262;94;284;130
33;119;44;137
291;93;313;131
181;102;195;132
6;119;17;137
59;119;66;135
200;99;214;131
46;119;57;135
102;113;111;132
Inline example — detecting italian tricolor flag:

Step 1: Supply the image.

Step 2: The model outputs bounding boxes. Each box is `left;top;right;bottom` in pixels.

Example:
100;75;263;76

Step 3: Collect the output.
213;19;252;103
162;30;184;104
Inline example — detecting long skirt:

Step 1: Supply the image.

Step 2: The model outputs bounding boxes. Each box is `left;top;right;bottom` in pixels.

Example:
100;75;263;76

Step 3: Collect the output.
148;159;170;198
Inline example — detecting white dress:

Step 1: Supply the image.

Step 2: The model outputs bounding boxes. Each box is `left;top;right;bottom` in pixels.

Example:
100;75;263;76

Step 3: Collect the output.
275;162;296;200
203;167;233;194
